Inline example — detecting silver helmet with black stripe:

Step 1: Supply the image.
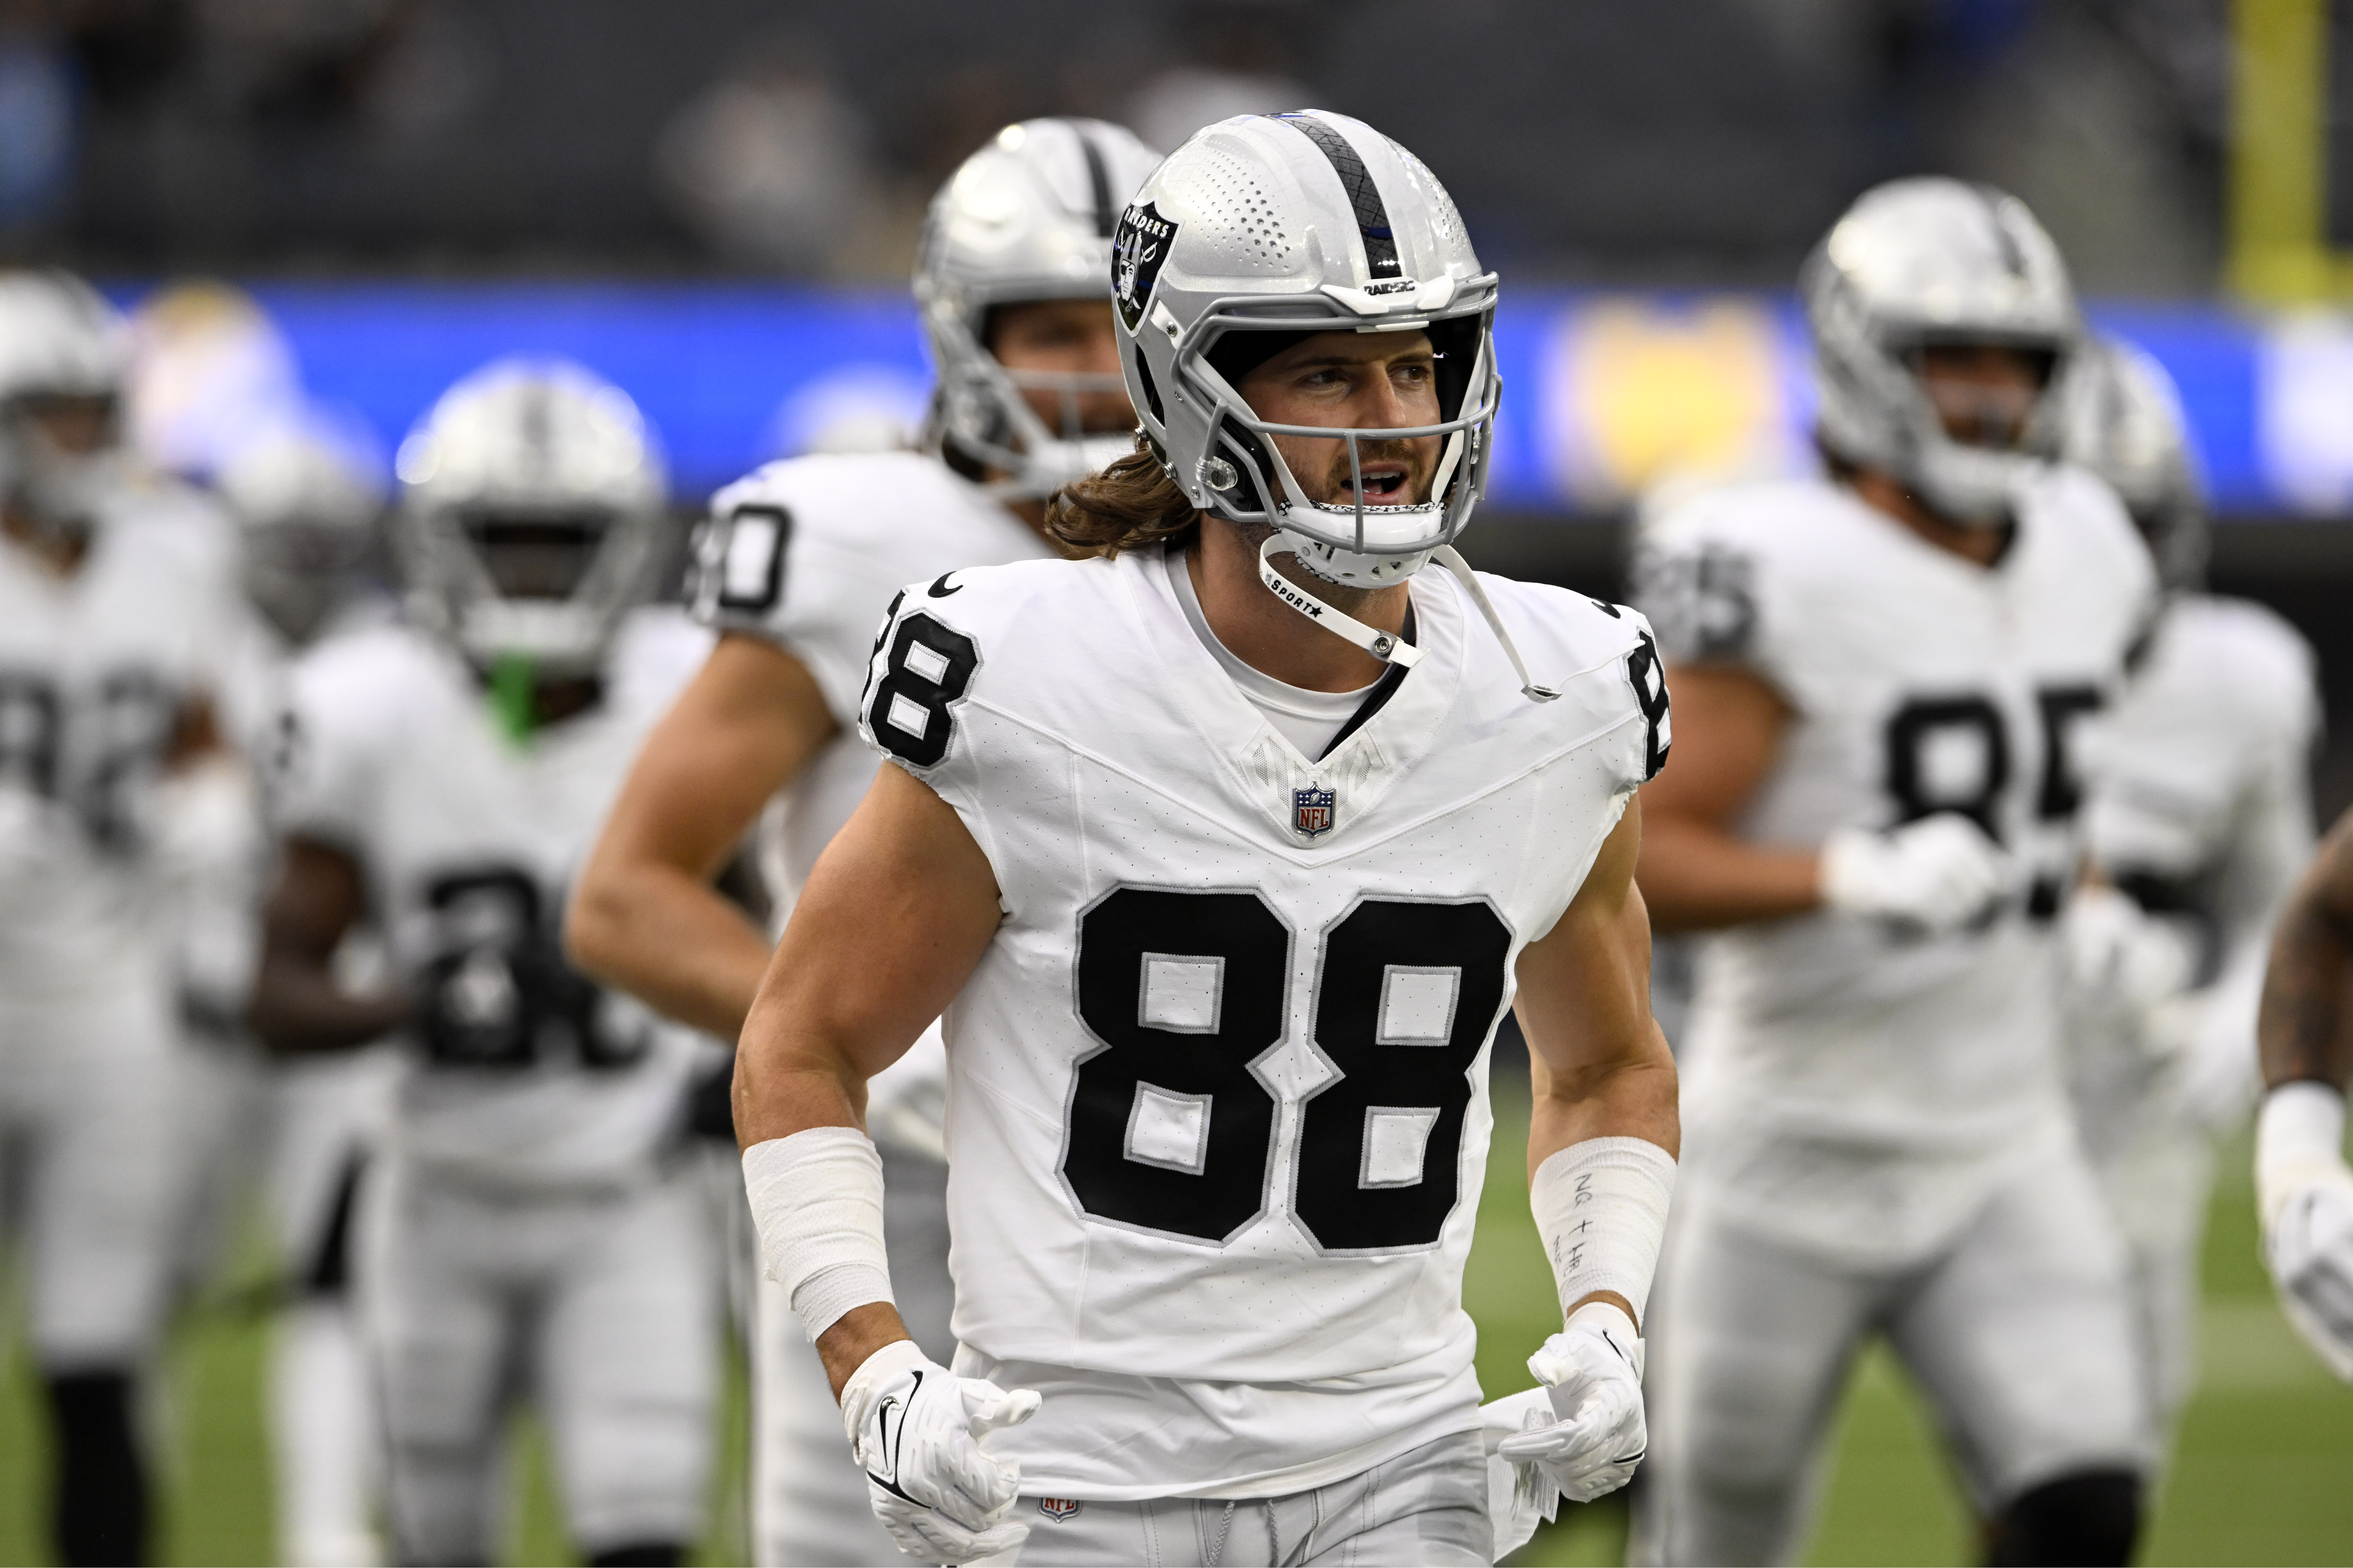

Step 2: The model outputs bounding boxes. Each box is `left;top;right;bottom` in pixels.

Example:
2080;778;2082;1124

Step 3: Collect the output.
393;358;668;678
1805;177;2080;524
916;117;1164;499
1113;109;1499;593
2063;334;2207;592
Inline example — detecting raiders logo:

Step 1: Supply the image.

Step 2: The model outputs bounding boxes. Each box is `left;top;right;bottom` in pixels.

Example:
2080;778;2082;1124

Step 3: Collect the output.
1113;200;1177;332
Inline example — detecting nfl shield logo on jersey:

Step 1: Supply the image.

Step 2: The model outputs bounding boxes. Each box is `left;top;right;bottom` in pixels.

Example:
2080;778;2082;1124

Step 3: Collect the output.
1039;1498;1082;1522
1293;785;1336;838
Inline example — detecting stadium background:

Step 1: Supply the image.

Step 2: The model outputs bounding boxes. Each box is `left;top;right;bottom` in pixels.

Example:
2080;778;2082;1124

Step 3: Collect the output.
2;0;2352;1561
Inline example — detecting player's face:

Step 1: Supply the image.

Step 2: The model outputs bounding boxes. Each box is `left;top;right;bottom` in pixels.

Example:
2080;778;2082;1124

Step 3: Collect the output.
1911;343;2049;452
464;513;603;599
1239;330;1442;508
988;298;1134;437
15;392;117;457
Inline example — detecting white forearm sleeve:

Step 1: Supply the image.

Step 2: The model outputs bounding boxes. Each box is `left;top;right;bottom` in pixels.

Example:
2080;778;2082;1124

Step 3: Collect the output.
1529;1136;1677;1328
743;1127;897;1343
2258;1081;2351;1228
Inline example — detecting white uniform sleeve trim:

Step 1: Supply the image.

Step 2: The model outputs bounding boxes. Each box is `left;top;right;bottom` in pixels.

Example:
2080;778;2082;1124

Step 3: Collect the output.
1529;1136;1676;1329
743;1127;897;1343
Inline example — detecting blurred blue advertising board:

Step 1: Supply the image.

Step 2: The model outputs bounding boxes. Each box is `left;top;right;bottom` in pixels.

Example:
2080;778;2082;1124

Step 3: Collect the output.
152;281;2338;519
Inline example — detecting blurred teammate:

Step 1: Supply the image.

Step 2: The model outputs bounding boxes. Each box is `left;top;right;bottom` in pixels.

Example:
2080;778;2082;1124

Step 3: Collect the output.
216;422;403;1567
250;361;720;1566
2057;338;2319;1446
734;110;1678;1566
1629;181;2157;1565
565;116;1159;1566
0;270;248;1566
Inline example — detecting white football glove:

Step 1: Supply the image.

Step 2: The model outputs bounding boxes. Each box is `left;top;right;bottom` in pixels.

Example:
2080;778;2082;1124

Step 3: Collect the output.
1819;814;2008;934
840;1339;1042;1564
2257;1085;2353;1381
1494;1302;1648;1505
2061;883;2196;1031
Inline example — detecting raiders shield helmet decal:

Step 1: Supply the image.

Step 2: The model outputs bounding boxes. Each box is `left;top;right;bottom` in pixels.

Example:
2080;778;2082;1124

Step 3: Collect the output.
1113;200;1177;332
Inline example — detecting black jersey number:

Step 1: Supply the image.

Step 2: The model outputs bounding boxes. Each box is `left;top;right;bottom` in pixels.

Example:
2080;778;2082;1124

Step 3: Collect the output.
702;504;791;615
0;666;178;850
417;867;644;1070
865;611;978;768
1061;887;1512;1251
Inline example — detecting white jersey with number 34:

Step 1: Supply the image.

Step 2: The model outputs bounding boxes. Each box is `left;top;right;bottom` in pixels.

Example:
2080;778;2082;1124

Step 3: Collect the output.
856;542;1666;1499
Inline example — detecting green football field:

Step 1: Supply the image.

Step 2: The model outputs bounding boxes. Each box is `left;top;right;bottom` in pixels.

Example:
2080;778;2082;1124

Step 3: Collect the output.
3;1078;2349;1566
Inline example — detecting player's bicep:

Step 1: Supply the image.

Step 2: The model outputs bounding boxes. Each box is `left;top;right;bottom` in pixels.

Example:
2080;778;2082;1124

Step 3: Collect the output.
1516;802;1666;1085
262;835;368;966
602;633;839;877
1641;663;1790;829
738;762;1001;1128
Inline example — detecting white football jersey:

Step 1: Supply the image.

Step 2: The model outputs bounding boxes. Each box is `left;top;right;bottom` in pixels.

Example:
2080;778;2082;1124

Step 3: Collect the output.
0;482;247;1002
855;542;1668;1498
1634;469;2155;1258
687;451;1050;1147
273;607;714;1191
688;451;1050;904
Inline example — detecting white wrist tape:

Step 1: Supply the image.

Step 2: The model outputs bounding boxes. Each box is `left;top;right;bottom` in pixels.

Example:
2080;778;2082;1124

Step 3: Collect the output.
1530;1136;1676;1330
2257;1081;2350;1229
743;1127;896;1343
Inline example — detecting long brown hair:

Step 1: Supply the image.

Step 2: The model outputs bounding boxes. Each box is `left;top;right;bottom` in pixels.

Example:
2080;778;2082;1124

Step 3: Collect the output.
1045;441;1200;557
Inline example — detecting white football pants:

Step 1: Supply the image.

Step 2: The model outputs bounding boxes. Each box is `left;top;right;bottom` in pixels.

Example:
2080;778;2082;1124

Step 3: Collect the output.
982;1431;1490;1567
1633;1136;2149;1566
267;1050;398;1568
0;983;181;1369
753;1146;955;1567
359;1156;719;1565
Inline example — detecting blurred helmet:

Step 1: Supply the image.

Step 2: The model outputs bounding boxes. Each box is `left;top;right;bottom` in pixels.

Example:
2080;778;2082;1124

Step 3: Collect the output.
2062;334;2207;592
0;270;133;546
218;420;386;645
916;117;1163;499
1118;111;1497;581
1805;177;2080;523
393;359;667;678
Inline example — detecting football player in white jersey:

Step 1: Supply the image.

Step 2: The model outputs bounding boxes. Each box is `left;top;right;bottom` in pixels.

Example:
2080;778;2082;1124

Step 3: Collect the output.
731;110;1680;1567
1627;180;2160;1567
565;118;1160;1565
214;424;403;1568
2056;338;2320;1449
249;362;722;1567
0;269;251;1567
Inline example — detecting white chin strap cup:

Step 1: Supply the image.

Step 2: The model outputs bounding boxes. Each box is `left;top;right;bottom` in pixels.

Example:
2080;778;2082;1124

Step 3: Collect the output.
1254;537;1561;703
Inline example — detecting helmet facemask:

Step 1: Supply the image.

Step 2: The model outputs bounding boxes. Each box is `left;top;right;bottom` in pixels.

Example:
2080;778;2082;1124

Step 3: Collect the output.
926;299;1137;499
1181;300;1498;590
0;393;128;549
405;500;659;680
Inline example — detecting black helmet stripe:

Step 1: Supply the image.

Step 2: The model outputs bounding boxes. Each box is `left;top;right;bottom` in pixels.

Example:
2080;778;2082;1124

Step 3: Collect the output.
1272;113;1403;278
1071;123;1116;240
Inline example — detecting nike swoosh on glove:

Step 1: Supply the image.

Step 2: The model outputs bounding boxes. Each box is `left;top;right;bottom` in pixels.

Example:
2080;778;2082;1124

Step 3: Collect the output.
1819;813;2008;935
841;1339;1042;1564
2266;1173;2353;1381
1495;1303;1649;1504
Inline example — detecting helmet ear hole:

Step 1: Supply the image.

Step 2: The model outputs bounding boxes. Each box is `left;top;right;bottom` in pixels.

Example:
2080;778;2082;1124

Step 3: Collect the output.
1132;345;1164;426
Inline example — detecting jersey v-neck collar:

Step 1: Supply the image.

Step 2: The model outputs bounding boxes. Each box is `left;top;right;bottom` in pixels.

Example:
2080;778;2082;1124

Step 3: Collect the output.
1115;541;1464;849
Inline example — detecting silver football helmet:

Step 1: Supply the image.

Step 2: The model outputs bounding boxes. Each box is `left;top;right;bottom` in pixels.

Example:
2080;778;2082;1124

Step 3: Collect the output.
1805;177;2080;524
2063;334;2206;592
218;421;385;645
917;117;1164;499
1114;112;1537;692
0;270;133;546
393;359;667;678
